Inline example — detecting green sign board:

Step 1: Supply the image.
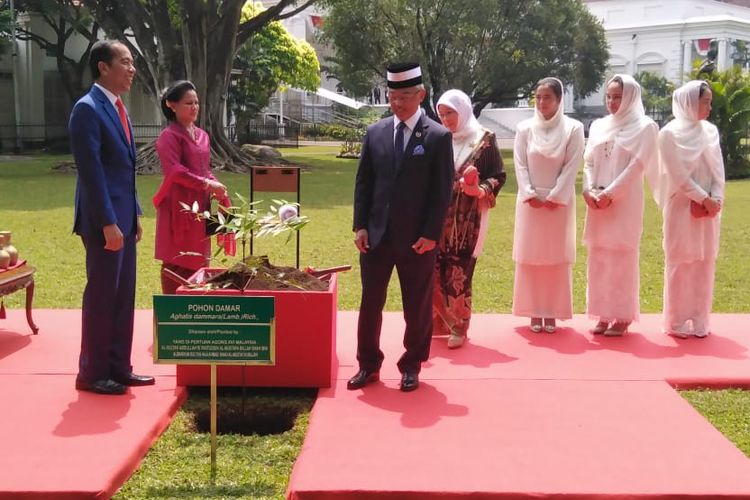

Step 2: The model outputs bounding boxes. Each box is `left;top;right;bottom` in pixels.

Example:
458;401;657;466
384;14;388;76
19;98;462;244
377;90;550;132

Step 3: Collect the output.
153;295;275;365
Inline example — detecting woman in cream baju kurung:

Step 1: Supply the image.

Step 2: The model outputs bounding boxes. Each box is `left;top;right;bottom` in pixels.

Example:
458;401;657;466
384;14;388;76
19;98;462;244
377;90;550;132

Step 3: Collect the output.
654;80;724;338
512;78;584;333
582;75;658;336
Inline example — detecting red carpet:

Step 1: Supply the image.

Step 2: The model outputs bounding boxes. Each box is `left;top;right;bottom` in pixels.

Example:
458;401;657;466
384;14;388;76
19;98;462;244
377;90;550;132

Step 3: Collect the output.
2;310;750;498
287;312;750;499
0;309;186;499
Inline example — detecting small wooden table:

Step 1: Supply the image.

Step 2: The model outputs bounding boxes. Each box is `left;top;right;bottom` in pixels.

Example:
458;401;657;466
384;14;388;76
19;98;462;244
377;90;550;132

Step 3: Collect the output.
0;262;39;334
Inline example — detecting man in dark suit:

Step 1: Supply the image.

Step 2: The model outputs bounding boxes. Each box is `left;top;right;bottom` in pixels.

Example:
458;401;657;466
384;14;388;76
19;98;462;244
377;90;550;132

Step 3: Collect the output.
350;62;454;392
69;40;154;395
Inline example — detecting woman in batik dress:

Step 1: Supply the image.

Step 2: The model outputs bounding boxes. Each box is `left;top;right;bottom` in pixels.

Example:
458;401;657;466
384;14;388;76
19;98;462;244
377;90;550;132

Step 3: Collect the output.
432;89;506;349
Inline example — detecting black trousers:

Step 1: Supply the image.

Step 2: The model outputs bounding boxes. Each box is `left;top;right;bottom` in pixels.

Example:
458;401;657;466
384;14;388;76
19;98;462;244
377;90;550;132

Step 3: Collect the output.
356;236;436;374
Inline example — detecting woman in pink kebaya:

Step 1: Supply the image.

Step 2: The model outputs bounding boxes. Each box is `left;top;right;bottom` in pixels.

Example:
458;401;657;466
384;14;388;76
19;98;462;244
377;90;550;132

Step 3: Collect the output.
153;80;230;293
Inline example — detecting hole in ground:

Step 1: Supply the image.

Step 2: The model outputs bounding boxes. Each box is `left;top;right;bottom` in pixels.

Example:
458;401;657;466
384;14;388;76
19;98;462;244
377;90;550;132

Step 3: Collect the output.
189;387;317;436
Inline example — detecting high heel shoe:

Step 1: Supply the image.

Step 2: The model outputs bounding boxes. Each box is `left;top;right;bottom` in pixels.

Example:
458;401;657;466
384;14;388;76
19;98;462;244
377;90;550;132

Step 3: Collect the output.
447;333;466;349
692;321;709;338
667;320;690;339
604;321;629;337
668;323;689;339
592;321;609;335
543;318;556;333
530;318;543;333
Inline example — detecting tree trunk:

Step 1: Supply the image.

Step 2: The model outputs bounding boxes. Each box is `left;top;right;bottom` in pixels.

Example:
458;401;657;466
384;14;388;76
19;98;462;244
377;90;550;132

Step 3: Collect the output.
134;139;267;175
86;0;313;172
181;0;252;171
14;4;100;105
421;89;438;122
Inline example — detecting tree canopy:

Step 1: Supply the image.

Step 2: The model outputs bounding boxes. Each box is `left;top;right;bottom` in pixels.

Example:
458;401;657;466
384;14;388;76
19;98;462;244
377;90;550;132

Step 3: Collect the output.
320;0;609;114
230;1;320;120
82;0;316;170
634;71;674;126
13;0;100;103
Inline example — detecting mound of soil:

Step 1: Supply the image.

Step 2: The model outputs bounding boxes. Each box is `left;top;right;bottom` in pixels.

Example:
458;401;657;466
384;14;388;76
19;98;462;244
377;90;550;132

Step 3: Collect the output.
193;256;329;291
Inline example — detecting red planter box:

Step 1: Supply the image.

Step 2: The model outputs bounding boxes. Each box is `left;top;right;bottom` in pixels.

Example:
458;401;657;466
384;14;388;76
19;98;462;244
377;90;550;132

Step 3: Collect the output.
175;268;337;388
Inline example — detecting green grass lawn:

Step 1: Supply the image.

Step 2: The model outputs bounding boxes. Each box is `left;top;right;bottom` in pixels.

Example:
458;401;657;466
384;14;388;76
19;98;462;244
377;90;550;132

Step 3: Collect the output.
114;388;316;499
1;148;749;498
2;147;749;312
681;389;750;456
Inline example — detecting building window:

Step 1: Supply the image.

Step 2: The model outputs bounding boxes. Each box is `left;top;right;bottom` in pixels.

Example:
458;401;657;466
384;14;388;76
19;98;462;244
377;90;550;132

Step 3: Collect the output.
636;63;664;76
635;52;667;77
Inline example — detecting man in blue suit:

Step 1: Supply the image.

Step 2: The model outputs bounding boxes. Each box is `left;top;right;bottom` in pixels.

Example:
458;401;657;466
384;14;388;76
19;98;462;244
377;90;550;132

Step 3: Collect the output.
349;63;454;392
69;40;154;395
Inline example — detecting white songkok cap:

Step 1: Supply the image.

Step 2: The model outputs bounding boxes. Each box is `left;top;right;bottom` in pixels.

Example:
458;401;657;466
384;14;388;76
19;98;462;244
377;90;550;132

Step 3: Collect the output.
386;62;422;89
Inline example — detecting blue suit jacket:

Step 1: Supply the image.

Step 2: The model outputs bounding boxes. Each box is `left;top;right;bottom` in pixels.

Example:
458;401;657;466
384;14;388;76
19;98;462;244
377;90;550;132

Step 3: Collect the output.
69;85;142;241
353;114;454;249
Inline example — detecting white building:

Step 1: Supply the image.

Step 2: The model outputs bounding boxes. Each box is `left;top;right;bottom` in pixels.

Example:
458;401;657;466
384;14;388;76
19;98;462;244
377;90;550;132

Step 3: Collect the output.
482;0;750;138
578;0;750;114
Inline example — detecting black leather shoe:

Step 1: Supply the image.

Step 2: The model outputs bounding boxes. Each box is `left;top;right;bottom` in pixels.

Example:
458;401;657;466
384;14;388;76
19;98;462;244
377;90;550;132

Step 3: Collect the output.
400;372;419;392
113;372;156;387
347;369;379;390
75;377;127;395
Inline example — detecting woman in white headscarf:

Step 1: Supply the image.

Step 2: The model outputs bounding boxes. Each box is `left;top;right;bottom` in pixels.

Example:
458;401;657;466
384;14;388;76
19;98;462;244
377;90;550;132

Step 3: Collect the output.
654;80;724;338
512;77;584;333
433;89;506;348
582;75;658;336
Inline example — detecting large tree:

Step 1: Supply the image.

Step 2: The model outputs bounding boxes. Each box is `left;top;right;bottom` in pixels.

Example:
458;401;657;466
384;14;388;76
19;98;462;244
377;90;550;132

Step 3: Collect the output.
320;0;609;115
229;1;320;120
83;0;316;170
13;0;100;104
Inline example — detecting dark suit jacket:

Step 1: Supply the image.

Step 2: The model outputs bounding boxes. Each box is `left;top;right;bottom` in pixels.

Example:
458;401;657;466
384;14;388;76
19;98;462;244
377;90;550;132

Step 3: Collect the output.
353;114;454;249
69;85;142;241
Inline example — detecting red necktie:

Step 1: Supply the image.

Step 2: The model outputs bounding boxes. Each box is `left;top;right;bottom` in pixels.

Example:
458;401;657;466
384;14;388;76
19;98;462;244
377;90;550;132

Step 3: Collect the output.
115;97;131;144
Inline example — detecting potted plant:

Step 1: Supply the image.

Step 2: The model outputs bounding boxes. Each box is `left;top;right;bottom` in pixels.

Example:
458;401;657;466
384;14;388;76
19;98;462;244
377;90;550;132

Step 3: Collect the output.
172;196;339;388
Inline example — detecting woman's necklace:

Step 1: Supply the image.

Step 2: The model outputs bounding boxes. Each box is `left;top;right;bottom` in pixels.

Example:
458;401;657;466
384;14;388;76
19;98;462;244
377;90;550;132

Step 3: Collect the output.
603;125;626;159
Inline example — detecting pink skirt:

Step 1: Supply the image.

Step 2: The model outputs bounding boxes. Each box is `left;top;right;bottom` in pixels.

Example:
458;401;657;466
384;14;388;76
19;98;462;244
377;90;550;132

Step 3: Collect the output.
664;259;715;333
512;263;572;320
586;247;639;323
